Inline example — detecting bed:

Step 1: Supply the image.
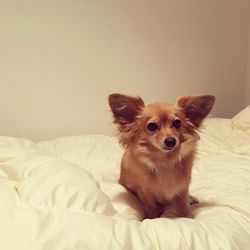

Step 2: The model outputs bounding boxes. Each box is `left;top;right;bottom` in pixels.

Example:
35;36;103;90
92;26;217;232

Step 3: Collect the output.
0;106;249;250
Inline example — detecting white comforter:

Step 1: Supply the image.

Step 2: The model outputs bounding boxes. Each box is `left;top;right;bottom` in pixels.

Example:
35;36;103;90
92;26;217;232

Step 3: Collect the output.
0;107;250;250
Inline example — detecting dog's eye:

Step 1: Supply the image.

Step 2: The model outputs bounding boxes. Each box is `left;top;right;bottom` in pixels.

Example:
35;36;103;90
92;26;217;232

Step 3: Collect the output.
172;119;181;128
147;122;159;132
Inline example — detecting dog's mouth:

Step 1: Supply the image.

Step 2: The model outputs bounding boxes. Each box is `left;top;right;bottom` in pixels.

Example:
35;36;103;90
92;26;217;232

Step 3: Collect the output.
163;146;178;152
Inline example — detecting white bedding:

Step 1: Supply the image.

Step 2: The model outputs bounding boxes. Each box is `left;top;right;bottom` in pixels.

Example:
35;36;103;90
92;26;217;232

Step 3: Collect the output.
0;107;250;250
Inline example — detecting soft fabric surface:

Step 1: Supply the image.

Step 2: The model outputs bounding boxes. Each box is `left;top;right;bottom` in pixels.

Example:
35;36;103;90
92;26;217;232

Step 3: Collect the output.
0;107;250;250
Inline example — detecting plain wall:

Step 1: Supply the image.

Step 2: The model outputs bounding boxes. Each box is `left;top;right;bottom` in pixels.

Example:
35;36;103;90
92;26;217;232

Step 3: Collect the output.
0;0;249;141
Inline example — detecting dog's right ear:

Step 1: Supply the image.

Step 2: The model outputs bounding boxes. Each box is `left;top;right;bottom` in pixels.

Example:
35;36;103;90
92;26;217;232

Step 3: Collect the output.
108;93;145;125
176;95;215;127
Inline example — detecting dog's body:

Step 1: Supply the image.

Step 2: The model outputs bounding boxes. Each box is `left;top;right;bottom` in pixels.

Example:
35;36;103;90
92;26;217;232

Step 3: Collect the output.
109;94;215;219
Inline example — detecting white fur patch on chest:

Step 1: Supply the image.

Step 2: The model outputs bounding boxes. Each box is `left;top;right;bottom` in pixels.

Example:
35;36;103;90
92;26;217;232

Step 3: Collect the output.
139;157;158;175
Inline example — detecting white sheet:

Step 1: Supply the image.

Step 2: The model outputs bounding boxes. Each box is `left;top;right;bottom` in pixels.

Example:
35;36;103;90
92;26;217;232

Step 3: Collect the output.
0;107;250;250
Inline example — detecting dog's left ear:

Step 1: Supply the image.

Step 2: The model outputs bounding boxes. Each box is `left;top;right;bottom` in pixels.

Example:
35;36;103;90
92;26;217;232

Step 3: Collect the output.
176;95;215;127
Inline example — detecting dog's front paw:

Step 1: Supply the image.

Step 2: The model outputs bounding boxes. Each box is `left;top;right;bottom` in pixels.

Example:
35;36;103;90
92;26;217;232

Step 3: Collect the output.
163;206;193;218
144;205;164;219
189;195;199;208
176;207;194;218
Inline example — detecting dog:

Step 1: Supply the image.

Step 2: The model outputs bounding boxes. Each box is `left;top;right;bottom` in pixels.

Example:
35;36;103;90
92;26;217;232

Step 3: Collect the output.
108;93;215;219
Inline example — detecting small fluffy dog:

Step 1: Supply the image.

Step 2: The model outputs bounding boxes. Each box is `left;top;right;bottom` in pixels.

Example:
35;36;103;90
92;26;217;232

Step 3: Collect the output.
108;93;215;219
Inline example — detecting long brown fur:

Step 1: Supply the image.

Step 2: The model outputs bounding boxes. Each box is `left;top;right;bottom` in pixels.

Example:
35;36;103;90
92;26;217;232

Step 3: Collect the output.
109;94;215;219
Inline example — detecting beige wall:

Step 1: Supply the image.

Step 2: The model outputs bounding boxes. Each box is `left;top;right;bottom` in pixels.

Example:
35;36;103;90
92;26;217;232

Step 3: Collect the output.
0;0;249;141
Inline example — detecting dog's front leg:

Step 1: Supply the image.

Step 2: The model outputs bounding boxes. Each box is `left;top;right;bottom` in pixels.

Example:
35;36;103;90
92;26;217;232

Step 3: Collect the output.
175;190;193;218
144;201;164;219
137;189;163;219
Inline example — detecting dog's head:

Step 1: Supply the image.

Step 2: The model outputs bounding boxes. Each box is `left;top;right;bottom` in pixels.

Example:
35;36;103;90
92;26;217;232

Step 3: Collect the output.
108;94;215;154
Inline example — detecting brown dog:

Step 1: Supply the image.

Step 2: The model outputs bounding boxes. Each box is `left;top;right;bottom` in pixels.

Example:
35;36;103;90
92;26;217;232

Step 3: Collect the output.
109;94;215;219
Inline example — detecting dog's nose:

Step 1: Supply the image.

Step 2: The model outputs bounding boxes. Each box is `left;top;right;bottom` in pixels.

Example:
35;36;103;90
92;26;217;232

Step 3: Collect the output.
164;137;176;148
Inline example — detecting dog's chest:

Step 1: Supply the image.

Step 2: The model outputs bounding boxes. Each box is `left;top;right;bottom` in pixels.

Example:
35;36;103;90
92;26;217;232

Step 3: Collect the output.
149;163;190;202
121;151;192;203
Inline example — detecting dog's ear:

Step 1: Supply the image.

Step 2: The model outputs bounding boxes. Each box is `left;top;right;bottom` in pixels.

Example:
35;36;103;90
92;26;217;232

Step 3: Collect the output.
176;95;215;127
108;93;145;125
